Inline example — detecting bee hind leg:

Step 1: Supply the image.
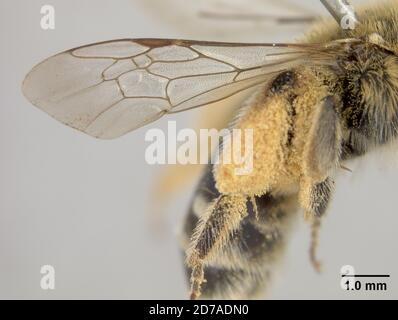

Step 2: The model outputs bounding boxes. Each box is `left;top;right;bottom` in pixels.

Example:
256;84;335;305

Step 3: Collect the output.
300;177;334;272
299;95;342;272
186;194;248;299
310;216;322;273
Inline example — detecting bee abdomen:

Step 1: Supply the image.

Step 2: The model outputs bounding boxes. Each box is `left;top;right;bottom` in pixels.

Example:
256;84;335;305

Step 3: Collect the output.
181;165;299;299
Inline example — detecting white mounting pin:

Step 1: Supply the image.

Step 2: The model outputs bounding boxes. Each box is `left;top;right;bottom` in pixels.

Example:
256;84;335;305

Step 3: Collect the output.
320;0;359;30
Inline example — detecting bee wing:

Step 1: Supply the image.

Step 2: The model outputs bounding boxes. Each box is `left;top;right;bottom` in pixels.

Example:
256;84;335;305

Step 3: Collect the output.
22;38;342;139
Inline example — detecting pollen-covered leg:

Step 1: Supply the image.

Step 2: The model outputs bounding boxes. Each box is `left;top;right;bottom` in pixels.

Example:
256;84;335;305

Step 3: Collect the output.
186;194;247;299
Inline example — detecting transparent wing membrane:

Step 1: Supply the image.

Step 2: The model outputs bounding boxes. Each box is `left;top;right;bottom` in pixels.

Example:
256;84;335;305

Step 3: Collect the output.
22;38;342;139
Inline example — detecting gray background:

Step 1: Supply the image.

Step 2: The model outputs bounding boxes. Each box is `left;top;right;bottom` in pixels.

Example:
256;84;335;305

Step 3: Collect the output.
0;0;396;299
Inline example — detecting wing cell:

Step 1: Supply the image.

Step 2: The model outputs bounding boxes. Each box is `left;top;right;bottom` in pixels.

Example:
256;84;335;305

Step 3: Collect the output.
149;58;235;79
85;98;169;139
72;41;150;58
119;70;168;98
103;59;137;80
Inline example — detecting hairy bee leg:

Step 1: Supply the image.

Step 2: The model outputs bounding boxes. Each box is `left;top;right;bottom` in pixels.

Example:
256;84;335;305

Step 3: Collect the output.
301;177;333;272
189;263;205;300
186;194;247;299
303;177;334;218
309;217;322;273
250;196;259;220
299;94;341;271
303;95;342;181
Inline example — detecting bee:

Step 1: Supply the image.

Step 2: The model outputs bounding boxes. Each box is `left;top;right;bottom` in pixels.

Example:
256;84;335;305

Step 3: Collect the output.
22;0;398;299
